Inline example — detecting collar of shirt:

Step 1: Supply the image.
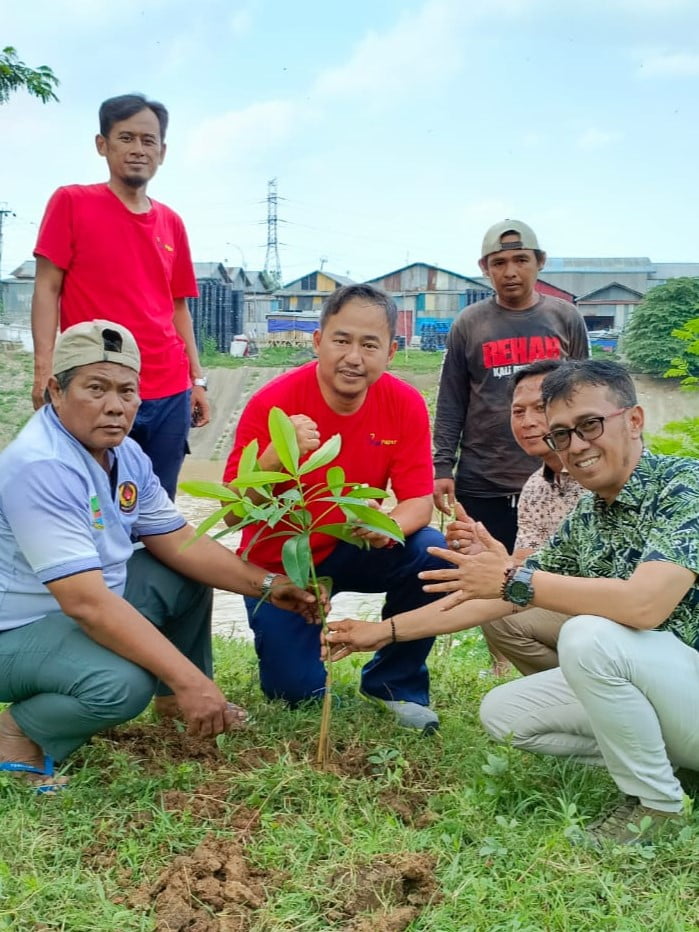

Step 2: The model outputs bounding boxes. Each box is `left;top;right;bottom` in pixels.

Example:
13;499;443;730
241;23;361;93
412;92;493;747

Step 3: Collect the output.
593;447;652;514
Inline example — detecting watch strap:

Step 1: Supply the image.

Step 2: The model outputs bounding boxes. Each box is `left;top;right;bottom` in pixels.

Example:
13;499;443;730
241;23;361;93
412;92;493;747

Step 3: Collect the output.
260;573;281;598
500;565;516;600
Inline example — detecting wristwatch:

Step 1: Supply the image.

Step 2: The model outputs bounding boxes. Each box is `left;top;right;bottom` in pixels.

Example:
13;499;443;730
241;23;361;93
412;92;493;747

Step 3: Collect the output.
260;573;281;598
193;376;208;389
502;566;535;607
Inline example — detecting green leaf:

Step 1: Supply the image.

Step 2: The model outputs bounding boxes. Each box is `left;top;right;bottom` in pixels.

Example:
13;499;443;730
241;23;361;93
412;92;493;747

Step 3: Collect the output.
279;488;302;504
298;434;342;475
339;503;405;541
227;470;291;487
315;523;368;547
345;485;390;499
326;466;346;495
179;503;237;546
268;407;300;474
319;491;390;506
238;438;260;477
281;533;312;588
178;480;243;502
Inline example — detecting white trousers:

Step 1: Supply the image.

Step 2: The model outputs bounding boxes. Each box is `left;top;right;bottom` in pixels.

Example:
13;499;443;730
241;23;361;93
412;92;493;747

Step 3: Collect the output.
479;615;699;811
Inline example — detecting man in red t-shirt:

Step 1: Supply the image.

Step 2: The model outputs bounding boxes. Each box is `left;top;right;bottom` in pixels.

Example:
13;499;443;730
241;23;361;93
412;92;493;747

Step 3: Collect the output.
223;284;448;732
31;93;209;498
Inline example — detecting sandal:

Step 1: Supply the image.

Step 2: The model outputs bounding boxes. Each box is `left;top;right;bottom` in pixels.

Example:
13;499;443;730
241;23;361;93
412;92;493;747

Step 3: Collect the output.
0;755;68;794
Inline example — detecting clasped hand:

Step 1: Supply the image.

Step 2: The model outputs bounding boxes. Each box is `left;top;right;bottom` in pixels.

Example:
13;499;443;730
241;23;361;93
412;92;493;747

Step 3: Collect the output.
269;578;330;624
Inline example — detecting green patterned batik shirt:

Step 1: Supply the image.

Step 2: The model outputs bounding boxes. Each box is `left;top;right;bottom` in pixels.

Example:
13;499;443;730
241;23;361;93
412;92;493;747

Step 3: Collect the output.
526;449;699;649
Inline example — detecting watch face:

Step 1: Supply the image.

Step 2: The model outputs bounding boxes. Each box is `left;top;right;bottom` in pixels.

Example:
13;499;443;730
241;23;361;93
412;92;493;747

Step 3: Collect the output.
508;573;533;606
510;580;530;601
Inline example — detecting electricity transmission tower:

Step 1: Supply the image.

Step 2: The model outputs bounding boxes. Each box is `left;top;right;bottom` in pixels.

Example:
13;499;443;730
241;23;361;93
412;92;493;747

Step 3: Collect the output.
263;178;283;288
0;204;16;281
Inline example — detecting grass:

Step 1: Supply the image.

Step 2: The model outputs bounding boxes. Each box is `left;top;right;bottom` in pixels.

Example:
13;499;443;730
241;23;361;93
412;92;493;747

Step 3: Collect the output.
199;344;445;374
200;344;316;370
0;350;34;452
2;348;699;929
1;635;699;930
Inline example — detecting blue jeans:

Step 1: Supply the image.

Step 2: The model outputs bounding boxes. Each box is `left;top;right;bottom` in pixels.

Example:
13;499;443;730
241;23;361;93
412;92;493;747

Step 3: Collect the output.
244;526;448;706
129;389;191;499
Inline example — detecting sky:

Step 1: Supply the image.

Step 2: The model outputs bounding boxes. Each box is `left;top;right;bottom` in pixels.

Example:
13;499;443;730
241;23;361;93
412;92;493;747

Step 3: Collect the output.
2;0;699;284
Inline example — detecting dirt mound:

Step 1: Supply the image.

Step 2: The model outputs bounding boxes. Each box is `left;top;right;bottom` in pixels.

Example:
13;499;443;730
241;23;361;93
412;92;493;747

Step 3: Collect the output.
102;721;226;769
127;836;267;931
328;852;439;931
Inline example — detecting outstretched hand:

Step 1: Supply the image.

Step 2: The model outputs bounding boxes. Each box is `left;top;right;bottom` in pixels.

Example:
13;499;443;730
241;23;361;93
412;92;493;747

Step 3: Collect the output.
321;617;392;661
419;522;511;608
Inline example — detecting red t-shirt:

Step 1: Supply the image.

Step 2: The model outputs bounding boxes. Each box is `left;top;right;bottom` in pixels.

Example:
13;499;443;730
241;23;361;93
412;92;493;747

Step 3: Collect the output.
34;184;198;400
223;361;434;574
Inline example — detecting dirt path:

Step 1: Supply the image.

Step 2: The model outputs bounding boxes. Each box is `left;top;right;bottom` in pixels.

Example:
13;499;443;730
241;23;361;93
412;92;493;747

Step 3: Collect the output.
186;367;282;462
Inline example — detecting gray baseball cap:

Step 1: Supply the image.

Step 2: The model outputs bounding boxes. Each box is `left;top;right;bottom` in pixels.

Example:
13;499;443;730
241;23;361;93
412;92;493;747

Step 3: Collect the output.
53;320;141;376
481;219;541;259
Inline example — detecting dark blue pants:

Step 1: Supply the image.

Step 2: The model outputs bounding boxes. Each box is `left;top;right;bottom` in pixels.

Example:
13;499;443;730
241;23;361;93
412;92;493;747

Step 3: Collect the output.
456;493;520;553
244;526;448;706
129;389;191;500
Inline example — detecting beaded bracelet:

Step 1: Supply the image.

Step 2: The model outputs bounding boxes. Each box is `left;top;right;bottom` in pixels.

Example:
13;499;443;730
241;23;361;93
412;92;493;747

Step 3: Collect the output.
389;617;397;643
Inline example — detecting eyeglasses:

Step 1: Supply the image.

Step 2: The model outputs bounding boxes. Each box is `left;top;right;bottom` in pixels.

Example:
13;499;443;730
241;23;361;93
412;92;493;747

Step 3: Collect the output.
543;408;630;452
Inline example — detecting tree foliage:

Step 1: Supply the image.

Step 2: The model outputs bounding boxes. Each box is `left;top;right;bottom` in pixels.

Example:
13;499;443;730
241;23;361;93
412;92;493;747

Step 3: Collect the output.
621;277;699;377
666;316;699;388
648;418;699;459
0;47;59;105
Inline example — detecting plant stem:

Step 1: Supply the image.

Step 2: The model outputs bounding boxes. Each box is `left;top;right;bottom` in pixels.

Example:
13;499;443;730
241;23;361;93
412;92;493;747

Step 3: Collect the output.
309;562;332;767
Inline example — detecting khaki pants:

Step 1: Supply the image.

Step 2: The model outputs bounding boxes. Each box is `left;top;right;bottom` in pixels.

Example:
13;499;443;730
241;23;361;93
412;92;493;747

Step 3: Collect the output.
482;608;569;675
480;615;699;811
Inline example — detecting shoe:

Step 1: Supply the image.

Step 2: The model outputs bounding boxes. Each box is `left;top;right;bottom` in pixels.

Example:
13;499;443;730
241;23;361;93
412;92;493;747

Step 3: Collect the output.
587;798;684;846
0;754;67;794
359;691;439;734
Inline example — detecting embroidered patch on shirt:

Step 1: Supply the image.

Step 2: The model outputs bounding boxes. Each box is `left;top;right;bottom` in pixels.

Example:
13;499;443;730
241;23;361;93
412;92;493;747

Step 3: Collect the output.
118;481;138;513
90;494;104;530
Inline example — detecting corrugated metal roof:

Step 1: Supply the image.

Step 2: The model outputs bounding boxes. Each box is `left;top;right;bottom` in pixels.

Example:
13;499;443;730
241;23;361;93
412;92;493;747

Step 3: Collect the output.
10;259;36;279
193;262;232;282
366;261;485;289
283;269;355;290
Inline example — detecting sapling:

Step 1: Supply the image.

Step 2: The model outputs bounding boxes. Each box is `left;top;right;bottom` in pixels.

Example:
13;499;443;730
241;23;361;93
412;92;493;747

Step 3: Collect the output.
180;406;404;765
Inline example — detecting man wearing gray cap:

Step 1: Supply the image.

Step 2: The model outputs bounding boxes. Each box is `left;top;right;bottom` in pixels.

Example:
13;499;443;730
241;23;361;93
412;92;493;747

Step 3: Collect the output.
0;321;319;791
433;220;589;556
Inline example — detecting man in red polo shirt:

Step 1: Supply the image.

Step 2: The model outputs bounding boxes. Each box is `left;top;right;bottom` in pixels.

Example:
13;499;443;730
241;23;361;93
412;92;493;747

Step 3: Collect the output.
31;93;209;498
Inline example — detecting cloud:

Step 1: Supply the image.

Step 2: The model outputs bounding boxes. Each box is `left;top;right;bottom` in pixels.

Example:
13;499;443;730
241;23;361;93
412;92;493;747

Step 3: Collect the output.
576;128;621;150
638;50;699;77
185;99;305;165
229;8;253;37
312;0;466;104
